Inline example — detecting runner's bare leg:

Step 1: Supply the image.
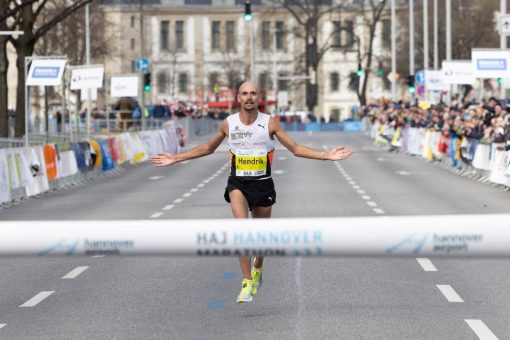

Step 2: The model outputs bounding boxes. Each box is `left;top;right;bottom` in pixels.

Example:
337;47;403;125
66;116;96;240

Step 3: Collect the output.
252;206;272;269
229;189;251;279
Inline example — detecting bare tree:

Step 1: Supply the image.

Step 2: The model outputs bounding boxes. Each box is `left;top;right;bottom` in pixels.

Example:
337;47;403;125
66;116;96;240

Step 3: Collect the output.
5;0;93;138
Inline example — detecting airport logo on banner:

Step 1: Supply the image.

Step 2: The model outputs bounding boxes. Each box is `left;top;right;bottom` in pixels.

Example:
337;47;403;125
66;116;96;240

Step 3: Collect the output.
26;59;67;86
472;49;510;78
442;60;475;85
70;66;104;90
110;75;139;98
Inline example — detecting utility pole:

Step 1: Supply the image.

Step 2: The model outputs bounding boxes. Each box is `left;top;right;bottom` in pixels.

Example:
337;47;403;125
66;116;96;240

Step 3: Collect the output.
85;4;91;138
433;0;438;70
390;0;397;102
446;0;452;104
139;0;146;130
409;0;415;102
502;0;507;49
423;0;429;71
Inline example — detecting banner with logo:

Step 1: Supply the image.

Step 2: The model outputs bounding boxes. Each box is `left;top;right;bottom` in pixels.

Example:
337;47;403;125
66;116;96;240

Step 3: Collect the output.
471;144;492;171
89;140;103;168
442;60;476;85
26;59;67;86
107;138;119;163
78;142;95;172
70;66;104;90
425;70;449;91
44;144;58;181
111;75;139;98
489;150;510;185
472;49;510;78
0;150;10;204
23;147;49;197
98;139;115;171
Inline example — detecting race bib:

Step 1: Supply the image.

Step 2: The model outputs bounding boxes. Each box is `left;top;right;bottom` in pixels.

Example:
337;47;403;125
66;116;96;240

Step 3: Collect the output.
235;150;267;176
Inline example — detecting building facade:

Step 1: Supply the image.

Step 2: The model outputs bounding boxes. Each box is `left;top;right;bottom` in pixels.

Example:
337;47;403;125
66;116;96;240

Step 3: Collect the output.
101;0;392;121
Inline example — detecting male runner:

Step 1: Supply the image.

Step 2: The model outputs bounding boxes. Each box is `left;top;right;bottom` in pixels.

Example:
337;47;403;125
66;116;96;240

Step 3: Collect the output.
150;81;353;303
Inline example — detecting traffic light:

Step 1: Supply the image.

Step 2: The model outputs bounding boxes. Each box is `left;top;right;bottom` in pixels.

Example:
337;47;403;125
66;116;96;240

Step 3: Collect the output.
497;77;503;85
244;1;252;22
144;72;151;92
378;63;384;77
357;63;363;77
407;74;416;94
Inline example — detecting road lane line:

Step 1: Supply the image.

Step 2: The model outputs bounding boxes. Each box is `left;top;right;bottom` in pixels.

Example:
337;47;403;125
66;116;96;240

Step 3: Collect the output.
294;258;304;339
361;195;371;200
163;204;174;210
436;285;464;302
183;193;192;197
173;198;184;204
20;291;55;307
366;201;377;207
373;208;385;214
465;320;499;340
357;190;366;194
62;266;89;279
416;258;438;272
0;324;5;329
197;183;205;188
150;212;163;218
352;185;361;190
92;255;105;258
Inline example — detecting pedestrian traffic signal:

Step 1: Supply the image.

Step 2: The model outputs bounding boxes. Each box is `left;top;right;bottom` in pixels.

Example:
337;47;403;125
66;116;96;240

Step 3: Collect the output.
357;63;363;77
244;1;252;22
378;63;384;77
144;72;151;92
407;75;416;94
497;77;503;85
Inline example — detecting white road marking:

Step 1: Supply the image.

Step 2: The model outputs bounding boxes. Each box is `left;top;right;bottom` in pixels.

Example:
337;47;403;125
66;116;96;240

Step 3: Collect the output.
173;198;184;204
278;156;287;160
396;170;411;176
352;185;360;190
163;204;174;210
208;177;214;181
416;258;438;272
465;320;499;340
179;161;190;164
348;181;356;185
197;183;205;188
20;291;55;307
62;266;89;279
294;257;304;339
376;157;386;162
361;195;371;200
183;193;192;198
150;212;163;219
437;285;464;302
203;180;210;183
357;190;366;194
190;188;198;192
149;176;163;180
92;255;105;258
0;324;5;329
373;208;385;214
366;201;377;207
273;170;285;175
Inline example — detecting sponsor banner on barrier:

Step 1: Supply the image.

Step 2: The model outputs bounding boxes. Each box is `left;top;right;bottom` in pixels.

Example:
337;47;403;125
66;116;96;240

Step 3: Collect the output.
89;140;103;168
43;144;58;181
98;139;115;171
472;144;492;171
107;138;119;163
71;143;86;172
23;147;49;197
78;142;95;172
489;150;510;185
0;150;10;204
127;132;147;163
114;135;128;165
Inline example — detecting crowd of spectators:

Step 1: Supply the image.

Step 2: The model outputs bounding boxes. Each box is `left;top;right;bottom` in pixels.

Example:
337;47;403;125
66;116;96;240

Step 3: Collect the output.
362;97;510;161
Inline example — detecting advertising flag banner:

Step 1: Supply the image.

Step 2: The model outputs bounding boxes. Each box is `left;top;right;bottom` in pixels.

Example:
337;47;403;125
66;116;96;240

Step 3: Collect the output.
111;75;139;98
23;147;49;197
78;142;94;172
425;70;449;91
70;66;104;90
89;140;103;168
442;60;476;85
98;139;115;171
0;150;10;204
43;144;58;181
26;59;67;86
472;49;510;78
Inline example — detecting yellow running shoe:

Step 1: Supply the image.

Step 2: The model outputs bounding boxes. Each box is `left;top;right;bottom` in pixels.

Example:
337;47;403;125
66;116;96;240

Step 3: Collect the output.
251;261;263;296
237;278;253;303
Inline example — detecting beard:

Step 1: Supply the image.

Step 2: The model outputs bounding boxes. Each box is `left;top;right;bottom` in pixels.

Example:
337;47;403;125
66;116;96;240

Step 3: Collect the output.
244;102;257;112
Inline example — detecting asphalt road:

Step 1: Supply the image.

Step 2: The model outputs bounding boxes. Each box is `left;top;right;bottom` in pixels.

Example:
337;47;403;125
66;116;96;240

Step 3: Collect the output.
0;131;508;339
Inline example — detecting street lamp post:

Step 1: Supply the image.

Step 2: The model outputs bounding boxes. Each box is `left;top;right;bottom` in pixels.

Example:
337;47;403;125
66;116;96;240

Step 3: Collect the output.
391;0;397;102
85;4;91;138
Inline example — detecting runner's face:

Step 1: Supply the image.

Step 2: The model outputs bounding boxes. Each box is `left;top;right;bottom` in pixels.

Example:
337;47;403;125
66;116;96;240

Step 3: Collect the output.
238;85;259;112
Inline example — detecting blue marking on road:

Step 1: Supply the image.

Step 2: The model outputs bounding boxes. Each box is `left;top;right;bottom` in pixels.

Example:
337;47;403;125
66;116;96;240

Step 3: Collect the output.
208;300;225;310
223;272;236;280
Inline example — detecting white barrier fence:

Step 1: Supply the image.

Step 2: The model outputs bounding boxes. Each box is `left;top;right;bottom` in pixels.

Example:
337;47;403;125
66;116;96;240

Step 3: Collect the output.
1;215;509;257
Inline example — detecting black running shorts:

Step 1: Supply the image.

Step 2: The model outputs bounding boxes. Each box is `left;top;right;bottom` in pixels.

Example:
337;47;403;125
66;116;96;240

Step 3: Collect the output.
224;176;276;210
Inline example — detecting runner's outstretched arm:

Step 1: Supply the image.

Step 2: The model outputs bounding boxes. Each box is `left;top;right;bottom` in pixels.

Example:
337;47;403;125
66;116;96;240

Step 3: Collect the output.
149;119;228;167
270;118;353;161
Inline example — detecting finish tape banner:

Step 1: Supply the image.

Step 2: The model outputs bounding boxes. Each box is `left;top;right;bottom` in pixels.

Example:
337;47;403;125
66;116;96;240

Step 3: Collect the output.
1;215;510;257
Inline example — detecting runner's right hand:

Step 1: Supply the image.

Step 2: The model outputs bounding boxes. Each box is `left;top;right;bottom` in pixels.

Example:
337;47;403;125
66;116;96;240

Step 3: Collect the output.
149;153;178;167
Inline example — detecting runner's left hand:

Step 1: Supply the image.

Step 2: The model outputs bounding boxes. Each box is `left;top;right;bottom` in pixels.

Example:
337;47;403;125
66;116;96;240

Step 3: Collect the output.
325;146;353;161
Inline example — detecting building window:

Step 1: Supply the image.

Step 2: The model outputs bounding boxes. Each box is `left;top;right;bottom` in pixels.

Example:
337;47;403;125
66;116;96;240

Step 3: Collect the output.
158;73;167;93
131;60;135;73
178;73;188;93
332;21;341;47
130;38;135;50
161;21;169;50
130;16;135;28
226;21;235;51
278;73;289;91
262;21;270;50
212;21;221;50
176;21;184;49
259;72;270;90
330;72;339;92
275;21;284;50
345;20;354;48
